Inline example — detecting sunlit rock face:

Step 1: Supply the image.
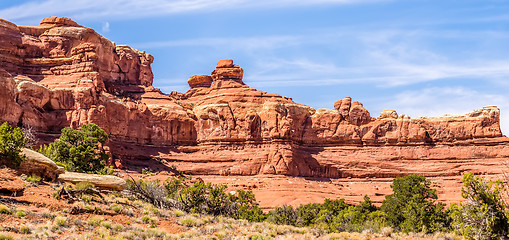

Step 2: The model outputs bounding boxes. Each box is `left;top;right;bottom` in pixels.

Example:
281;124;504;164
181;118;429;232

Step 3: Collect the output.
1;17;508;179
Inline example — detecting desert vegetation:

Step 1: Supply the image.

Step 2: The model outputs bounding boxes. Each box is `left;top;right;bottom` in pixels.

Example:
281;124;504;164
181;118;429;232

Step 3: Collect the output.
1;121;508;239
122;173;509;239
38;123;113;174
0;122;26;168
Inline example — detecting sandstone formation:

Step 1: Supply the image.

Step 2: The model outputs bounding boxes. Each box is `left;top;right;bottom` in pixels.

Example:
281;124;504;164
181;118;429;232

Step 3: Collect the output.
58;172;127;190
0;17;508;183
18;148;64;180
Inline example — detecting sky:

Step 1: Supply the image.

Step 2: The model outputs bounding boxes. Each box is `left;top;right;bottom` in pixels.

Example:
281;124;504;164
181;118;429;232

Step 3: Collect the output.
1;0;509;134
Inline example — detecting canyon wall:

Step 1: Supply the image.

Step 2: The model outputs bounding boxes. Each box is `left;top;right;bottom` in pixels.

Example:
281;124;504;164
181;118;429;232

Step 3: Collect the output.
1;17;508;178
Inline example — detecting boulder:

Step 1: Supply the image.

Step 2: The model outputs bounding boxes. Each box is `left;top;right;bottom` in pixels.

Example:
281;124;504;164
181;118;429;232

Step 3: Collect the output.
16;81;51;108
58;172;127;190
216;59;234;68
379;109;398;119
188;75;213;88
18;148;64;180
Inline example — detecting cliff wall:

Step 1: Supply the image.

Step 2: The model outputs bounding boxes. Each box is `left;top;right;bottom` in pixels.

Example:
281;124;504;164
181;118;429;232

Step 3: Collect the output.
1;17;507;178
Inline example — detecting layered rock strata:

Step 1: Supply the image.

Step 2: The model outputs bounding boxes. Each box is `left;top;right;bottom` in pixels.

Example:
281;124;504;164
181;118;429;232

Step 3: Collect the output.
0;17;508;179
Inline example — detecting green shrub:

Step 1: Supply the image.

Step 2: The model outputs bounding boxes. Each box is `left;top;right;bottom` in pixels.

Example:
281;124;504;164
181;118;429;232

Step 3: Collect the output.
19;226;31;234
110;204;122;213
112;224;124;232
101;221;112;229
0;204;11;214
141;215;156;224
75;181;95;190
88;216;103;226
54;216;67;227
234;190;266;222
25;174;41;183
268;205;297;226
39;123;109;174
0;122;25;167
451;173;508;239
0;234;13;240
126;178;266;222
381;174;449;233
15;209;26;218
248;235;270;240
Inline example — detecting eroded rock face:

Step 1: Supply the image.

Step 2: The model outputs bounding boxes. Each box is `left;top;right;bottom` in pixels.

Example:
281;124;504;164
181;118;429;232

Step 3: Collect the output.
0;17;508;179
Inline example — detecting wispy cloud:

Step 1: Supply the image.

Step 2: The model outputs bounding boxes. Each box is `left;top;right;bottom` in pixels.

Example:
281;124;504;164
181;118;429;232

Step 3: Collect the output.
135;35;302;51
0;0;386;24
101;22;110;33
136;28;509;88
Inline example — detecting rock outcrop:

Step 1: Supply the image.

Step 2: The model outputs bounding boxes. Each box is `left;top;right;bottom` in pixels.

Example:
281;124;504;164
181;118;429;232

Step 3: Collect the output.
58;172;127;190
0;17;508;180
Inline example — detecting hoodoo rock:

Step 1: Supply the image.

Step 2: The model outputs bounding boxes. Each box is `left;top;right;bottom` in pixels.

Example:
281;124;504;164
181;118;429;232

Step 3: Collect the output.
211;59;244;84
0;17;508;186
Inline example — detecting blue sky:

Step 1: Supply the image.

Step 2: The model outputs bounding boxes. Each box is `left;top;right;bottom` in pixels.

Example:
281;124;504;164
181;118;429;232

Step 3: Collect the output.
1;0;509;134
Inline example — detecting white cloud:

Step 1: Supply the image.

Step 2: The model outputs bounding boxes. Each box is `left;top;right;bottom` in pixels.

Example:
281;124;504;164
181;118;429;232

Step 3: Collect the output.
102;22;110;33
0;0;386;24
136;29;509;88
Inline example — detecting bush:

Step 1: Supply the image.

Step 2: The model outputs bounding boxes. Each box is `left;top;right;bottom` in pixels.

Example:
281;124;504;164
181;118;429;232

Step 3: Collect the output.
269;205;297;226
266;196;386;233
450;173;509;239
0;234;13;240
15;209;26;218
19;226;30;234
381;174;448;233
25;174;41;183
0;204;11;214
39;123;109;174
0;122;25;167
126;178;266;222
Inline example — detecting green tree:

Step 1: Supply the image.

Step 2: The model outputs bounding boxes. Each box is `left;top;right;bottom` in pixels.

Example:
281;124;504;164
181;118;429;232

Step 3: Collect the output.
268;205;297;226
451;173;509;240
0;122;25;167
40;123;109;174
381;174;448;233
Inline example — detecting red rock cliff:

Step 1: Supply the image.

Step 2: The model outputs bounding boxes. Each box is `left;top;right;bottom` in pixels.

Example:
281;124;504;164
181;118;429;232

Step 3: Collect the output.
1;17;508;178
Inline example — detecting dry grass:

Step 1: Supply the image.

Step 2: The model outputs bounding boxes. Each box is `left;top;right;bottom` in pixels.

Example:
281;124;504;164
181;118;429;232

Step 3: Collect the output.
0;179;464;240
